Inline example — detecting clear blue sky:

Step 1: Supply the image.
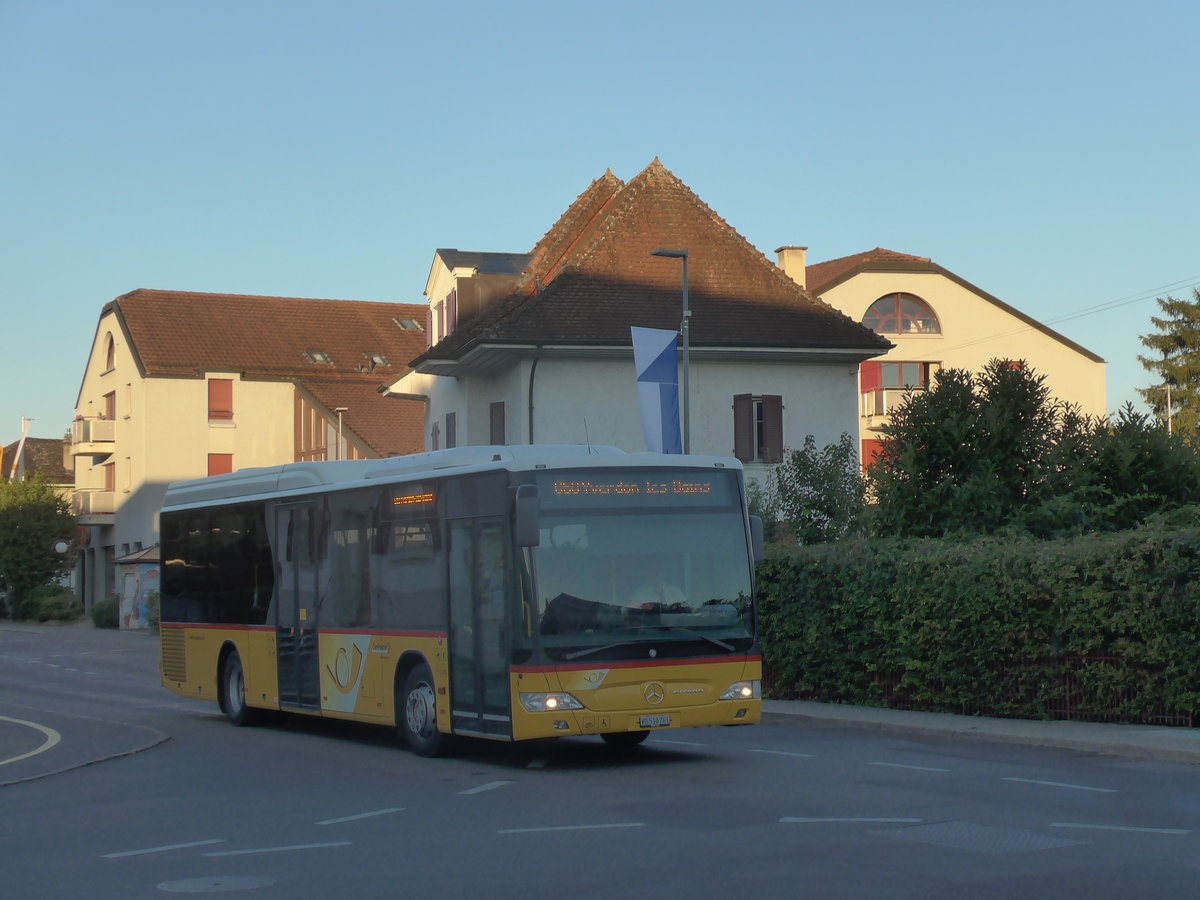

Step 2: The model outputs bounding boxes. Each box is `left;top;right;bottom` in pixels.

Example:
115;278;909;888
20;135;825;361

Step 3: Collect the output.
3;0;1197;444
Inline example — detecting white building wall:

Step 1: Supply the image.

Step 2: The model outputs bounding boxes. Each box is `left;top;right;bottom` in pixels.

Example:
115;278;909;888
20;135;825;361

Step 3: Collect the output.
74;314;304;608
413;354;863;487
819;272;1107;416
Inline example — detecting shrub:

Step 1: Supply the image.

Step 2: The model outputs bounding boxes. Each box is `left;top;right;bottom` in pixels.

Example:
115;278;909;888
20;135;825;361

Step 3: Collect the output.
145;590;161;632
90;595;121;629
22;585;82;622
758;514;1200;723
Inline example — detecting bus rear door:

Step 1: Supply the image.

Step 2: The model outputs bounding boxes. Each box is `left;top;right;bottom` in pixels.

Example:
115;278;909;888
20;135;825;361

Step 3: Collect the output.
274;503;322;710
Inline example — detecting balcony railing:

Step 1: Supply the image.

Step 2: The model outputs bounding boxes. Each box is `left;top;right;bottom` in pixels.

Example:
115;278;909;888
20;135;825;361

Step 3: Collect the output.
73;490;115;515
862;387;927;417
70;417;115;455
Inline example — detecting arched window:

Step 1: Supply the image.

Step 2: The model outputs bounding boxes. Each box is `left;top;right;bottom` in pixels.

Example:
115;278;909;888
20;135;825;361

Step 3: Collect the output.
862;293;940;335
104;333;116;370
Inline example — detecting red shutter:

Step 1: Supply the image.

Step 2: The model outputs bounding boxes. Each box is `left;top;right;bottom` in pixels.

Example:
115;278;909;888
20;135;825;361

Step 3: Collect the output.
859;361;882;392
762;395;783;463
208;379;233;420
207;453;233;476
861;439;884;471
733;394;753;462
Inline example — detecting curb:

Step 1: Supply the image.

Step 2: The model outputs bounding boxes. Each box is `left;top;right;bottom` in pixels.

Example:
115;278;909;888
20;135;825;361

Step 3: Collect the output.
762;700;1200;765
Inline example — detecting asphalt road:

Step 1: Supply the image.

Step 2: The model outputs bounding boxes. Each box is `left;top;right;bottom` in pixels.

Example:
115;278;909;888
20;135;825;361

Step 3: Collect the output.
5;622;1200;899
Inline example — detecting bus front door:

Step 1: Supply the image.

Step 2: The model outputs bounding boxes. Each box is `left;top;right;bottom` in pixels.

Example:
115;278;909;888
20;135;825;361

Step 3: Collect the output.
275;503;322;710
448;519;513;739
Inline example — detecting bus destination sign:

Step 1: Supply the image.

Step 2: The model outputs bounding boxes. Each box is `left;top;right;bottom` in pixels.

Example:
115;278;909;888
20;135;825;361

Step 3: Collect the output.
551;479;712;497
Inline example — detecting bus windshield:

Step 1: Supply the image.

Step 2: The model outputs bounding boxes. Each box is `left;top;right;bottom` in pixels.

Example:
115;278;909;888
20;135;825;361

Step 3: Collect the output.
525;468;755;662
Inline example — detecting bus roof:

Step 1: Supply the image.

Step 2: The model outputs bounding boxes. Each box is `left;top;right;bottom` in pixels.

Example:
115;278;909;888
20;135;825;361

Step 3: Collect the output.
161;444;745;512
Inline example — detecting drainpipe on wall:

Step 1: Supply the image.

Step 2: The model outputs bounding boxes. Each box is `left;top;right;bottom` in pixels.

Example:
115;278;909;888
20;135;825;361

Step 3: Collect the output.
527;346;542;444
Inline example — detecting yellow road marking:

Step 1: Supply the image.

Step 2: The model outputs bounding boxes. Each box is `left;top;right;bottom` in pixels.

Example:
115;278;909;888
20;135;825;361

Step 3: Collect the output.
0;715;62;766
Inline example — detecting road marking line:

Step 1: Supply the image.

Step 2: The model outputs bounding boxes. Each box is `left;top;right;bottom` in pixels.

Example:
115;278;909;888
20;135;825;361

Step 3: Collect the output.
870;762;950;772
781;817;924;824
0;715;62;766
1049;822;1190;835
460;780;514;795
1003;777;1116;793
205;842;352;857
498;823;645;834
749;749;816;758
103;839;226;859
316;808;404;825
656;739;705;746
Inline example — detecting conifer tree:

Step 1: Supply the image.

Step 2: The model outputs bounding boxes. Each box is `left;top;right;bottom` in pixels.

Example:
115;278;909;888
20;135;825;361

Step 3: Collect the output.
1137;288;1200;441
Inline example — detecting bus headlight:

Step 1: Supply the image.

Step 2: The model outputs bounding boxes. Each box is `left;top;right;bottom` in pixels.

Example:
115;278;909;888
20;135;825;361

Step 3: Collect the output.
519;692;585;712
719;681;760;701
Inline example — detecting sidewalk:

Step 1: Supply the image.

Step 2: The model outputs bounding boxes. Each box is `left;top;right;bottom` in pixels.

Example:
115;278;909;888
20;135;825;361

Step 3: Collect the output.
763;699;1200;764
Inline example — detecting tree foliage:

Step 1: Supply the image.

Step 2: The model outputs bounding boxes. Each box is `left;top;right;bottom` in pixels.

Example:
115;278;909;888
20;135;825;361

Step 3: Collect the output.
867;359;1200;539
747;434;866;544
0;476;75;619
1138;288;1200;441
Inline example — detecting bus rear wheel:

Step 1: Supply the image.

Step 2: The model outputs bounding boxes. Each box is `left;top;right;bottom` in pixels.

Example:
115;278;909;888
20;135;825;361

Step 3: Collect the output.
399;663;445;757
601;731;650;748
220;650;262;727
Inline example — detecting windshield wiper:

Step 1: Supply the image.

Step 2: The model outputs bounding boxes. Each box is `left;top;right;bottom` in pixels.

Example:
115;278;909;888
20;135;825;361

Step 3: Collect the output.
641;624;735;652
562;640;643;662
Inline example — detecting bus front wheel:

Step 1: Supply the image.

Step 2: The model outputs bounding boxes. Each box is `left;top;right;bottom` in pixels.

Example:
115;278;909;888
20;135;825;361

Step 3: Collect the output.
399;663;444;757
220;650;262;727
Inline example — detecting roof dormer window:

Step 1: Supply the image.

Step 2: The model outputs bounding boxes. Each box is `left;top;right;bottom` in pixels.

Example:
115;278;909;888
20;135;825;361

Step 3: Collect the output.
393;317;423;331
304;349;333;365
364;353;390;370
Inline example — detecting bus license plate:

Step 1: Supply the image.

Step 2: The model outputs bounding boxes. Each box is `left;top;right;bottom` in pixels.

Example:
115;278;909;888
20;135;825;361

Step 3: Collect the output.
639;714;670;727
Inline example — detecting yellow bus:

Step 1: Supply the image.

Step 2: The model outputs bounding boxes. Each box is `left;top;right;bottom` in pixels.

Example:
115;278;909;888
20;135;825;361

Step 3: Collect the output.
159;445;763;755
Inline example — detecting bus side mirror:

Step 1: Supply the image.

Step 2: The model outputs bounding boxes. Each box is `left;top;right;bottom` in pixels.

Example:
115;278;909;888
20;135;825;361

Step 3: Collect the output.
749;515;764;563
515;484;540;547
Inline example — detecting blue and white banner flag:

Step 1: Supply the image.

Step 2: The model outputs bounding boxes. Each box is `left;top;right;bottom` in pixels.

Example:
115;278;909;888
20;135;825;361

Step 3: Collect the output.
631;326;682;454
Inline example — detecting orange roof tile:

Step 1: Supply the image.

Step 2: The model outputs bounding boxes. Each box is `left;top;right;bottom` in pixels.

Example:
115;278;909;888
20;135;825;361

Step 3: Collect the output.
804;248;932;294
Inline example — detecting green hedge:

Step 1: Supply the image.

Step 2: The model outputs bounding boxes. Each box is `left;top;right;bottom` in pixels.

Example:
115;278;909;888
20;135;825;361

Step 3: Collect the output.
758;511;1200;723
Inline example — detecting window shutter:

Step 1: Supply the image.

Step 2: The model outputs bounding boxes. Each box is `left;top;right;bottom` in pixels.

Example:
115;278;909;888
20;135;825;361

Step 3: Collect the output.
208;379;233;420
732;394;753;462
425;307;433;348
859;361;882;392
447;289;457;335
207;453;233;476
762;395;783;463
490;401;506;445
445;412;456;449
861;439;884;471
431;421;439;451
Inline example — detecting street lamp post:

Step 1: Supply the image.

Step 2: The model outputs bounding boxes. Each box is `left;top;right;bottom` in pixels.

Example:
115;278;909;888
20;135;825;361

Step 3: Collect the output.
650;249;690;454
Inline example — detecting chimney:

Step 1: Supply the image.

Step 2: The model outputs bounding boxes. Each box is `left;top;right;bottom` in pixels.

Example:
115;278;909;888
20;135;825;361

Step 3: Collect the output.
775;246;807;289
